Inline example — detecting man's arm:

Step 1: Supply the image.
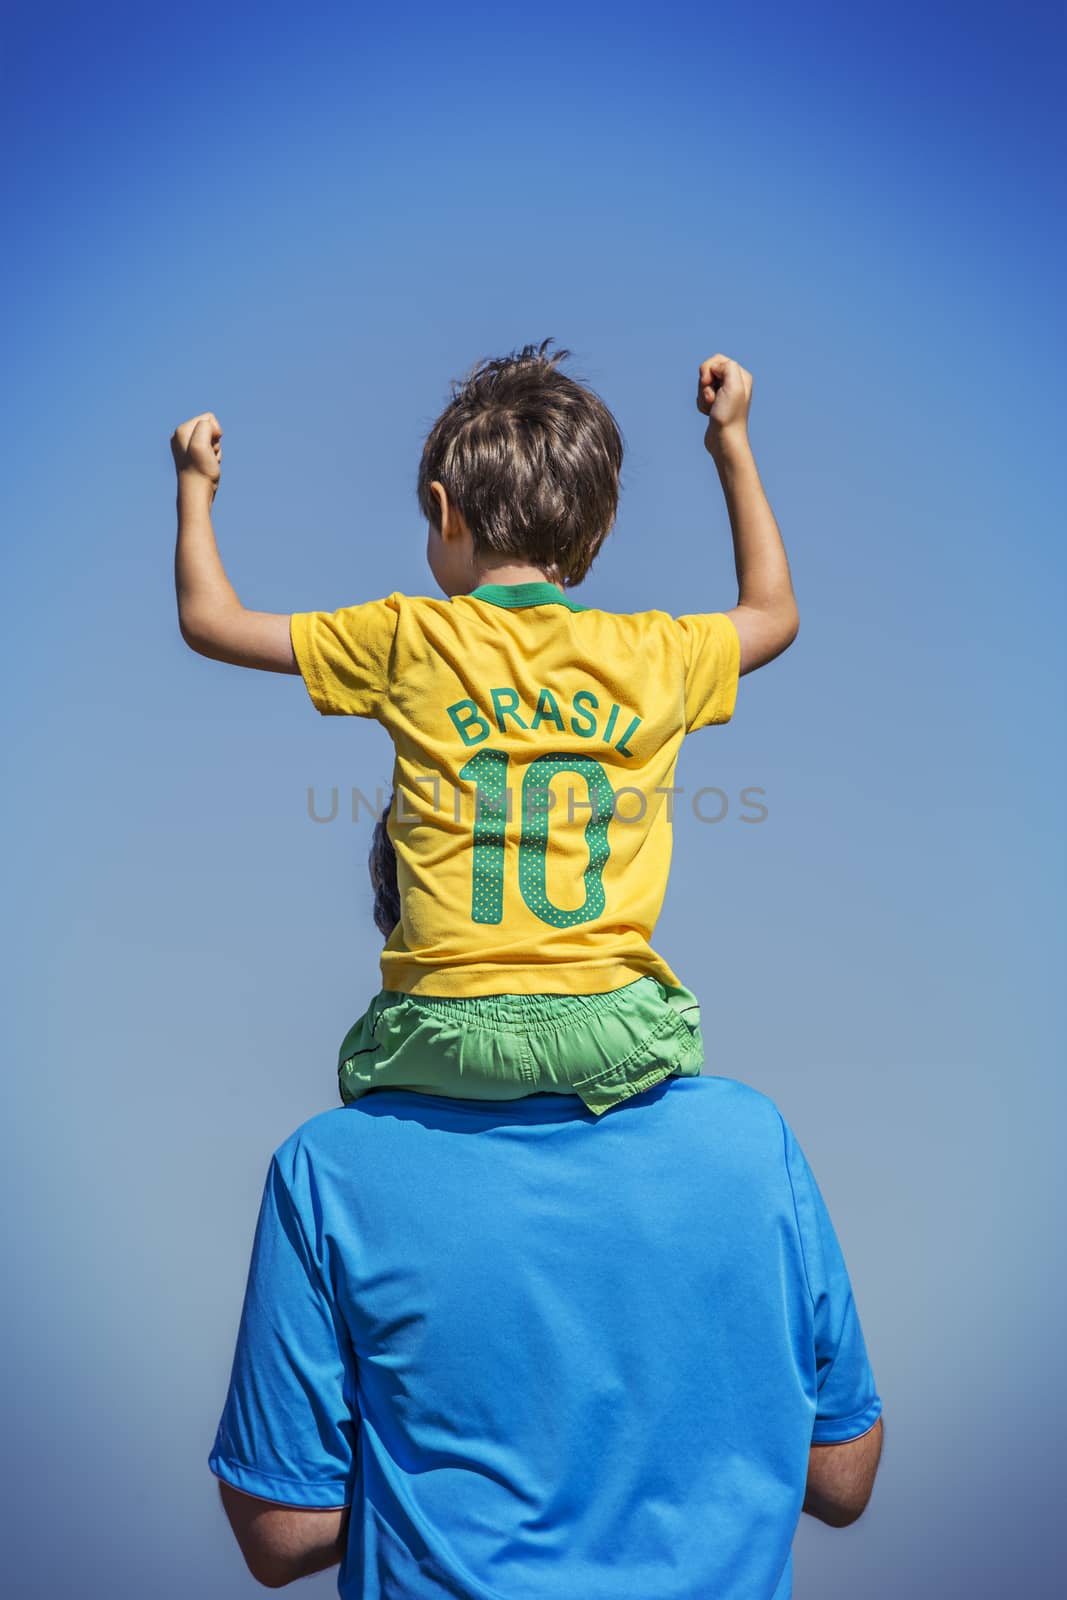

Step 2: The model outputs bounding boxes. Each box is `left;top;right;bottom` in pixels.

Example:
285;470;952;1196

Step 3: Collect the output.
171;412;298;672
803;1415;884;1528
218;1482;348;1588
209;1152;358;1583
697;356;799;676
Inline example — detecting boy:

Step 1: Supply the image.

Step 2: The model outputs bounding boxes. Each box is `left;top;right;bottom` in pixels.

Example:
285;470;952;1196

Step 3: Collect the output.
172;342;798;1114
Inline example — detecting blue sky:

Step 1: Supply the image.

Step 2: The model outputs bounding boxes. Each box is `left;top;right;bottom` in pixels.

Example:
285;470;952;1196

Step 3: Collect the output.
3;2;1064;1595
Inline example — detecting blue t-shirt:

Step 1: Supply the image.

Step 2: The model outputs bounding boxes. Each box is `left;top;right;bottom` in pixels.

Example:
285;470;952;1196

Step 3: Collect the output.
210;1076;881;1599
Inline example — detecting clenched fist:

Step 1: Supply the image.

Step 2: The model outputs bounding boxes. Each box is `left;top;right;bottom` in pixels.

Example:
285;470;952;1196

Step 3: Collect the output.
171;412;223;495
696;356;752;459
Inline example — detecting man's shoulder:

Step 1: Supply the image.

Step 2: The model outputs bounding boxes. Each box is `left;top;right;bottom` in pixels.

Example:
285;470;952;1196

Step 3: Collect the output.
269;1102;373;1171
662;1074;790;1149
271;1077;788;1167
683;1073;783;1115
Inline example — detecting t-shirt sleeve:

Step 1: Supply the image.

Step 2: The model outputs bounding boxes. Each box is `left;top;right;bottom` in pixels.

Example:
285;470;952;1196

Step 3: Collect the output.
673;612;741;732
208;1152;357;1508
289;595;400;718
783;1120;883;1444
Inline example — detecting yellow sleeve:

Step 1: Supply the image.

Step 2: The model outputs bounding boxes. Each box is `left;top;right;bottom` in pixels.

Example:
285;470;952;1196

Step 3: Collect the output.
674;612;741;732
289;596;400;718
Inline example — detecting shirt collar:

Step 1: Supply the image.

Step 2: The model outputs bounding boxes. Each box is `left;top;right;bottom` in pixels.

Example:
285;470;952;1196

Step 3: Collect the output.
466;581;588;612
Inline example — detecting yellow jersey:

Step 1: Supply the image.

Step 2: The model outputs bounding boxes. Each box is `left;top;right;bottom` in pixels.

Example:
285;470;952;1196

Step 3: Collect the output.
291;581;740;996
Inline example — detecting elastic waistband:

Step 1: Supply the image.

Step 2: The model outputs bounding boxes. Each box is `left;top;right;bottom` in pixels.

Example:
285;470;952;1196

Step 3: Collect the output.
398;976;661;1031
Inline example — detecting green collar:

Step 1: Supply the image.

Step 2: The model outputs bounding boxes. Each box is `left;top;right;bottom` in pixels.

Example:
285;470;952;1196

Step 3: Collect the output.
466;581;587;612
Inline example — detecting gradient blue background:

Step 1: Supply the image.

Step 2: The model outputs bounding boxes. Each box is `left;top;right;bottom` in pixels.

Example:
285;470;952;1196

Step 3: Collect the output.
3;1;1063;1594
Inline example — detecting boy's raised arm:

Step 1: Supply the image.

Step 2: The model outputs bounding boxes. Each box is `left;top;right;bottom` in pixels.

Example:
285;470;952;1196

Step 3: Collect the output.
698;356;799;677
172;412;298;673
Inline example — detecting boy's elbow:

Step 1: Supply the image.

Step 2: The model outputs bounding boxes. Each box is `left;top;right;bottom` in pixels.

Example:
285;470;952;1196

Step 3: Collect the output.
179;605;236;661
761;600;798;666
179;615;208;655
180;622;222;662
735;597;799;676
763;598;800;664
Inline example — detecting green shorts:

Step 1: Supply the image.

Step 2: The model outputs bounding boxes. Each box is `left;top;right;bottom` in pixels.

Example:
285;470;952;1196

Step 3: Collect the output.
337;976;704;1117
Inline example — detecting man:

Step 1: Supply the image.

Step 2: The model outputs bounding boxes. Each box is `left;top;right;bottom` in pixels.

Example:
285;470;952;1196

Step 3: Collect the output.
209;1075;883;1597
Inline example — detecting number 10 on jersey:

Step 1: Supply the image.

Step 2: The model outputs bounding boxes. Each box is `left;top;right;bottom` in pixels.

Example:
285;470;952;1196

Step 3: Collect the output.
458;750;614;930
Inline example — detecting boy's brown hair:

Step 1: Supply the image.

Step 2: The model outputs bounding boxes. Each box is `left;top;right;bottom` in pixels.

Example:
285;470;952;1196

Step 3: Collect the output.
416;339;623;587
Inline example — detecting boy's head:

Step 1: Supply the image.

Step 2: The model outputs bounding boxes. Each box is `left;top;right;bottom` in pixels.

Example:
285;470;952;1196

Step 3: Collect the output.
417;339;623;594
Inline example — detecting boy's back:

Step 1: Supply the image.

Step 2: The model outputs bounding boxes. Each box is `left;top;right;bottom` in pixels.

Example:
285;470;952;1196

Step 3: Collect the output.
291;581;740;994
210;1076;882;1600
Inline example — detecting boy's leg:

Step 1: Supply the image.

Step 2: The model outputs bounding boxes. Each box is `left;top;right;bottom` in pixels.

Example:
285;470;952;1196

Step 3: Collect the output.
526;979;705;1116
336;980;703;1112
338;992;538;1104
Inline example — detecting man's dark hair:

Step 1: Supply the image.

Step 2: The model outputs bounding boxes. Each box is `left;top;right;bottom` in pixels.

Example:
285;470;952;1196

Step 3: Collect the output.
369;801;401;940
416;339;624;586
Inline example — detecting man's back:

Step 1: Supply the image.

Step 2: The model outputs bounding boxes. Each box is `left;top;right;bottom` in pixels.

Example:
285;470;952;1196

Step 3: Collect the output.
211;1076;881;1600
